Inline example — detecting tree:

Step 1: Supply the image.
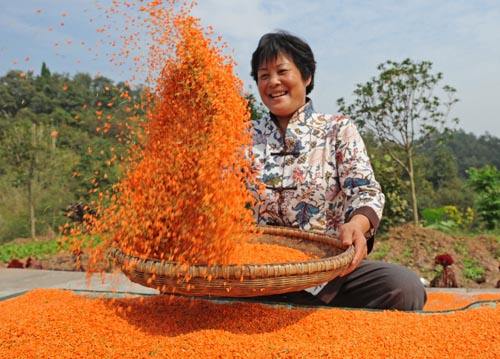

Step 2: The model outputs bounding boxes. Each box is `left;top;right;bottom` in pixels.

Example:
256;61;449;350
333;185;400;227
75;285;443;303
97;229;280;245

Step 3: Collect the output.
0;67;142;241
438;130;500;177
1;110;54;238
363;131;410;230
338;59;459;224
40;62;51;78
466;165;500;230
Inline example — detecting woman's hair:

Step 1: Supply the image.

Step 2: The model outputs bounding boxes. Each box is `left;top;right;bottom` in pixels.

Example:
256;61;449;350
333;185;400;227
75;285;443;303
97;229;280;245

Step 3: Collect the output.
251;31;316;94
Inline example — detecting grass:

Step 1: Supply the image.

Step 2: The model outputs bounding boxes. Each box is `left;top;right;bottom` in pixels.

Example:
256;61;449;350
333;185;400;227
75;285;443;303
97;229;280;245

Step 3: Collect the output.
452;240;468;256
439;227;500;240
0;239;62;262
369;241;390;260
0;235;102;263
422;219;500;240
420;266;441;281
402;246;413;260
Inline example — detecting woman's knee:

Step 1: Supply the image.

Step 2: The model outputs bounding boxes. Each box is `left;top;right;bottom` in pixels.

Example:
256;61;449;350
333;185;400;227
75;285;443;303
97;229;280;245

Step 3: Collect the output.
382;263;427;310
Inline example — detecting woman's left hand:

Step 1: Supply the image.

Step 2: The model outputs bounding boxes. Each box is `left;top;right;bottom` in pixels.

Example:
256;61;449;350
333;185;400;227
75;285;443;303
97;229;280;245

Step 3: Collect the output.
338;215;371;277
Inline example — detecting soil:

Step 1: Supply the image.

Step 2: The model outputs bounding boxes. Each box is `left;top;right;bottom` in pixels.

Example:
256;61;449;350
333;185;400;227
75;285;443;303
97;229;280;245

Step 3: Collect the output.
2;224;499;288
369;224;499;288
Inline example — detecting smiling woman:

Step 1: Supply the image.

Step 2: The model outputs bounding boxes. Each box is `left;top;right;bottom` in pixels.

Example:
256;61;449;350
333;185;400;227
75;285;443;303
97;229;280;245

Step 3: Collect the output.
251;32;315;135
248;31;427;310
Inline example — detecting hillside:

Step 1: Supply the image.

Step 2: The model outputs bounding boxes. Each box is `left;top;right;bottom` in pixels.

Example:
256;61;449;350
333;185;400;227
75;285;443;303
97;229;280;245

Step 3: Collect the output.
369;224;499;288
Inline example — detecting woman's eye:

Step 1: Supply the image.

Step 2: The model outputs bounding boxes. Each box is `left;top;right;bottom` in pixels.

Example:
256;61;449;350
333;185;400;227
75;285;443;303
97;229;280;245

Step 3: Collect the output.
278;69;288;75
259;74;269;80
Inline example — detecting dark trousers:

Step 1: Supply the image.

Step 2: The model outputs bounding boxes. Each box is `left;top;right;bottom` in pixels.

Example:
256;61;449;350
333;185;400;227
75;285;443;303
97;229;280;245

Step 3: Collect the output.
260;260;427;311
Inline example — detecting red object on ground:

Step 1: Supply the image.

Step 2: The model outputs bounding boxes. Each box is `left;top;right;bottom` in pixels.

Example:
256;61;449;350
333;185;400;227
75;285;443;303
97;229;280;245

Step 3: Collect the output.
435;253;454;267
6;259;24;268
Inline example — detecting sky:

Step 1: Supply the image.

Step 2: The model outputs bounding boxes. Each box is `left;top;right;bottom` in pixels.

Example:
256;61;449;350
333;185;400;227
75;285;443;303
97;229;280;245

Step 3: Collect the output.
1;0;499;137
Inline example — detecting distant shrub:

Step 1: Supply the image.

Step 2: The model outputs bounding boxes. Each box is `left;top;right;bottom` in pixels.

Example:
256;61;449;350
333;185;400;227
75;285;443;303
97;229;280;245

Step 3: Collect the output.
422;207;446;225
462;258;486;283
422;205;474;230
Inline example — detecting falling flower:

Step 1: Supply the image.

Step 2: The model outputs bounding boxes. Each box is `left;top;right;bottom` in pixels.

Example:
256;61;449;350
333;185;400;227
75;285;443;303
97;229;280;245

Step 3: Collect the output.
83;1;259;270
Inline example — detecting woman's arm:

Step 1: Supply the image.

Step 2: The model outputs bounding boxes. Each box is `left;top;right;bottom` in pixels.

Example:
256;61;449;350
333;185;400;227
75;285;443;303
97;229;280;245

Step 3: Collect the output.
333;116;385;273
334;117;385;236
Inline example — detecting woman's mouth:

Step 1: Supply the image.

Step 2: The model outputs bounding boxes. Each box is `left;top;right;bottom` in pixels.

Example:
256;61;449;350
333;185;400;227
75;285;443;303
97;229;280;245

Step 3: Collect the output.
269;91;287;99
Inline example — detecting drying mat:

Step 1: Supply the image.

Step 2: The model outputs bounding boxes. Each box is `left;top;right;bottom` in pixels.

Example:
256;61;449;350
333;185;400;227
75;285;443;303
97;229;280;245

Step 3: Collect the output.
108;225;354;297
2;289;499;359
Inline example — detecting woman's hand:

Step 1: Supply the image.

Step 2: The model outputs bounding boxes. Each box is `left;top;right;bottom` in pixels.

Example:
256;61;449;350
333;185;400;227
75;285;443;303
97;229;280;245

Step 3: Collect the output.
338;214;371;277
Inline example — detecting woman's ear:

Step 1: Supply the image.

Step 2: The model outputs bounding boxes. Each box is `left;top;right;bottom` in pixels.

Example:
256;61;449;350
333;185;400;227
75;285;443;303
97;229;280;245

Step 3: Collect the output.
305;76;312;87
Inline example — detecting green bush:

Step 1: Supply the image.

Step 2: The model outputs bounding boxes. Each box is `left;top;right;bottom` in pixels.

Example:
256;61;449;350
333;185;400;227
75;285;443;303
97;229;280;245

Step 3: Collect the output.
462;258;486;282
422;207;446;225
422;205;474;230
467;165;500;229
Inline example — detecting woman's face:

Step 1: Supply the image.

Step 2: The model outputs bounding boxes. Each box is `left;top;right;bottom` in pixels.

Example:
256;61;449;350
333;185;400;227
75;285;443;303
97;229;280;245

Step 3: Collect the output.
257;53;311;121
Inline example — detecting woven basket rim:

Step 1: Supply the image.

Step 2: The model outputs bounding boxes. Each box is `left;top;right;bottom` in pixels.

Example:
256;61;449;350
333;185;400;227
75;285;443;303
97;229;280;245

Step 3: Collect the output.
109;225;354;280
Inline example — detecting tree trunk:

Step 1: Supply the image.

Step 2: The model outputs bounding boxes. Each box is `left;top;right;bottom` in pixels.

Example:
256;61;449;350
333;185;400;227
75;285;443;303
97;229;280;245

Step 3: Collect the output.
407;148;419;225
28;178;36;239
29;123;37;239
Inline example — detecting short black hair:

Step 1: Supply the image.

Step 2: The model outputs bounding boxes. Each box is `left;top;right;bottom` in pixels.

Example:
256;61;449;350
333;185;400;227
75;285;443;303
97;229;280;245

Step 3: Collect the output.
251;31;316;94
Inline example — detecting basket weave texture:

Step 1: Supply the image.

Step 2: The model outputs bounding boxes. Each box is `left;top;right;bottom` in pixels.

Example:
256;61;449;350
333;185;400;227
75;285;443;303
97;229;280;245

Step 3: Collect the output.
109;225;354;297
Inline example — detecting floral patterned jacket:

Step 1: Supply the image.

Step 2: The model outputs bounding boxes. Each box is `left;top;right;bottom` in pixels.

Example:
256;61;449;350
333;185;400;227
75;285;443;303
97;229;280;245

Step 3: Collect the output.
250;100;385;253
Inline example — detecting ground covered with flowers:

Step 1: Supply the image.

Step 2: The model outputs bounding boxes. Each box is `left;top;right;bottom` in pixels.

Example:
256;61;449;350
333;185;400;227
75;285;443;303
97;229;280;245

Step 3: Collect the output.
0;289;498;358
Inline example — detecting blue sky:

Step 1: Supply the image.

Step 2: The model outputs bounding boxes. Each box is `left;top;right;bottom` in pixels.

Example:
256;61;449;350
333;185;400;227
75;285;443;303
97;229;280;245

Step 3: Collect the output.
1;0;499;137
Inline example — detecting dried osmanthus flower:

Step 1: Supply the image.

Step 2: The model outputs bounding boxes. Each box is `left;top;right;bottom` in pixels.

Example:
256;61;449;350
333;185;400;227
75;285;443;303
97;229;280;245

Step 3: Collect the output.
86;10;260;270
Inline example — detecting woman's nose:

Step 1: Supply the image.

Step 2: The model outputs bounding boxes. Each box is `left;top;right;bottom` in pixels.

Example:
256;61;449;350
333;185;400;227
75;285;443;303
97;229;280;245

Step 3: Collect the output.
268;72;280;86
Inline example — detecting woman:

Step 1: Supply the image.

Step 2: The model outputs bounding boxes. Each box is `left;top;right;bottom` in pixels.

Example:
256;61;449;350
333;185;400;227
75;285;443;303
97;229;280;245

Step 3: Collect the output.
250;31;426;310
